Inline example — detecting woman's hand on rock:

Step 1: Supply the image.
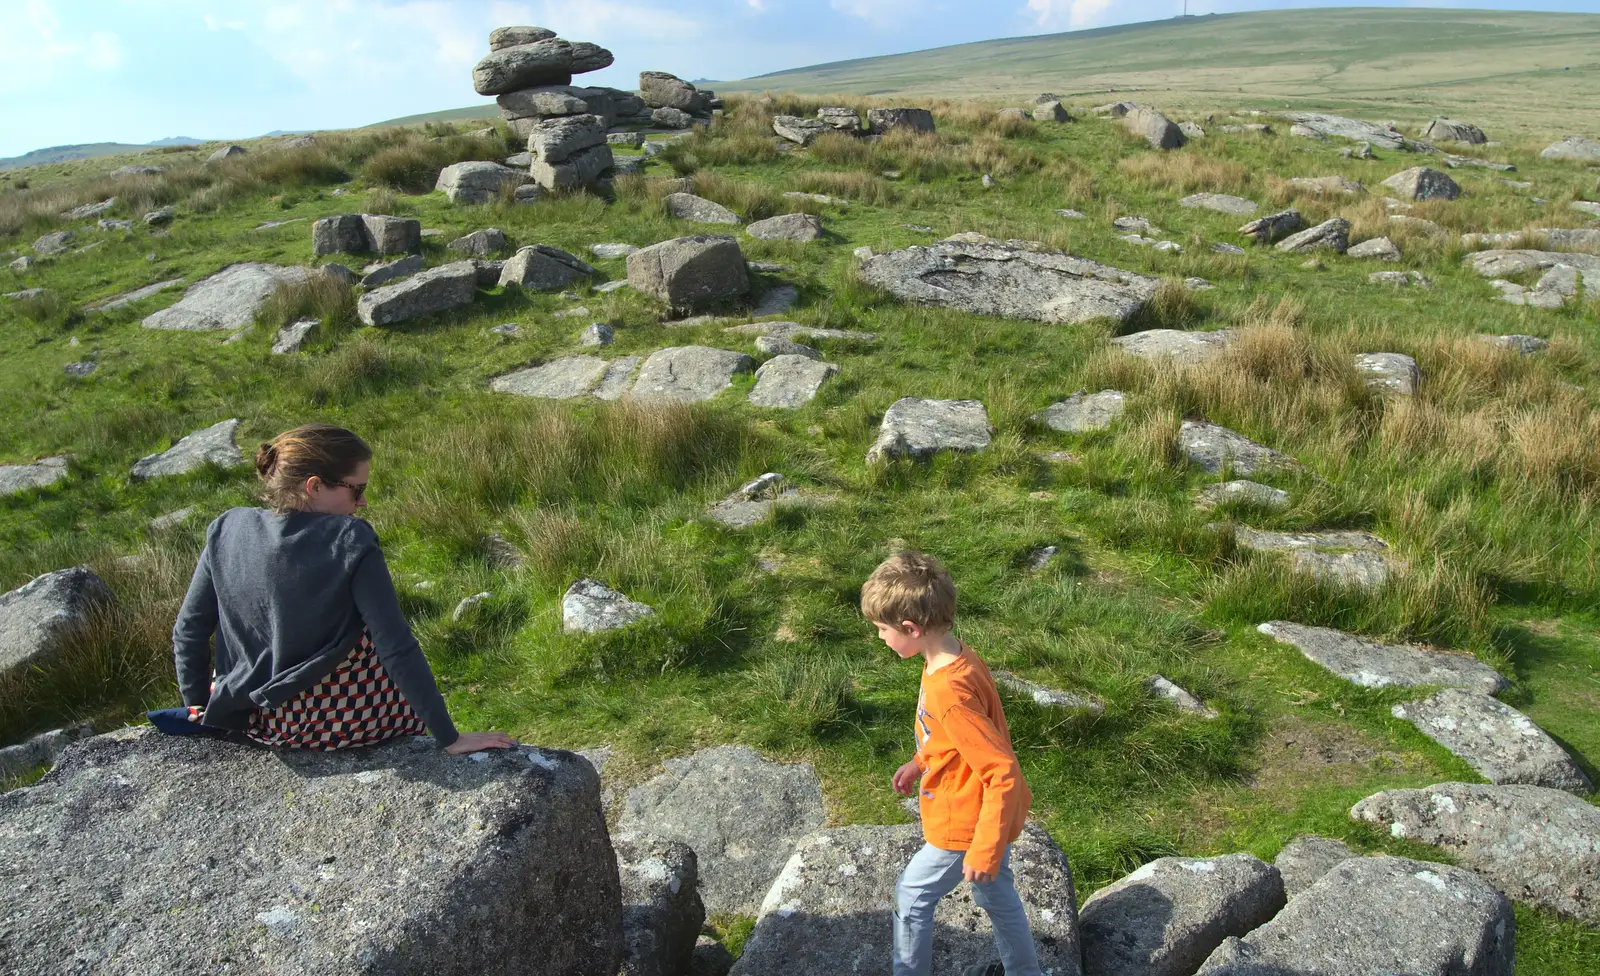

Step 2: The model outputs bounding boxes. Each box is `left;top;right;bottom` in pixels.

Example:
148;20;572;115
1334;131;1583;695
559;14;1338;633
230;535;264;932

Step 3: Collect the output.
445;731;518;755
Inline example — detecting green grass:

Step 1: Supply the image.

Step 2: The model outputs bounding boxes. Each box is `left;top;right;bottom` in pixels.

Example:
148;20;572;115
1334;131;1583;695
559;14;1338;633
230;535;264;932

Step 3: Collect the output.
1;93;1597;969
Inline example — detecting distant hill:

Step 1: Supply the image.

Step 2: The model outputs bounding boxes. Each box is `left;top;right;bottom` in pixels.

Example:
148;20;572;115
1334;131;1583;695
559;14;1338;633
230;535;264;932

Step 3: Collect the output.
0;137;205;171
364;105;499;130
715;8;1600;135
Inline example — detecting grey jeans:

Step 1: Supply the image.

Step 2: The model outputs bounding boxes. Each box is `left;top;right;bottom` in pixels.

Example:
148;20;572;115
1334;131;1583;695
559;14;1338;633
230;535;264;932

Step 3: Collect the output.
892;842;1043;976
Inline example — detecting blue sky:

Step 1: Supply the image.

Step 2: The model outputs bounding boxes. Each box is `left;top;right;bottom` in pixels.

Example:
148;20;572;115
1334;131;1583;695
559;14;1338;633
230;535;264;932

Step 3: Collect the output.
1;0;1596;157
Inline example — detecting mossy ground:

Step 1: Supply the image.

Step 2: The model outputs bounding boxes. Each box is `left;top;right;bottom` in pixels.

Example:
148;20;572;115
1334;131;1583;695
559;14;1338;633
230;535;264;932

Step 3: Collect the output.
2;94;1598;968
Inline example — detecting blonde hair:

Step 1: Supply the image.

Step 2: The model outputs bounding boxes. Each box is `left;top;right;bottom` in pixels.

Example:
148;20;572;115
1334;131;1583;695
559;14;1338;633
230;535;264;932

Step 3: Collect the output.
861;551;956;632
255;424;372;513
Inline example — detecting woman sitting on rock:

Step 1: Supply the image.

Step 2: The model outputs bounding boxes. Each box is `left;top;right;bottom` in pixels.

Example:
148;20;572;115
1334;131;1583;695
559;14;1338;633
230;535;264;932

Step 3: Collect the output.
165;423;513;755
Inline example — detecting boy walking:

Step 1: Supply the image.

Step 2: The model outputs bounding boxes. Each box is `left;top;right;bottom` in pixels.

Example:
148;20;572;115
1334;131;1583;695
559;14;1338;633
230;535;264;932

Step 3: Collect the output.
862;552;1041;976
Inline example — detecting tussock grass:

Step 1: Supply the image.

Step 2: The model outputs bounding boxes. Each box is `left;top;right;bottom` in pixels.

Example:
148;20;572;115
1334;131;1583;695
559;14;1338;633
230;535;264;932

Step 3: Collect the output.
1119;152;1252;195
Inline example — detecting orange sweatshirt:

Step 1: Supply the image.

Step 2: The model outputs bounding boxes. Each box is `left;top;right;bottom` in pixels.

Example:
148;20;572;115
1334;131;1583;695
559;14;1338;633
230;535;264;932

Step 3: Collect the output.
913;644;1032;875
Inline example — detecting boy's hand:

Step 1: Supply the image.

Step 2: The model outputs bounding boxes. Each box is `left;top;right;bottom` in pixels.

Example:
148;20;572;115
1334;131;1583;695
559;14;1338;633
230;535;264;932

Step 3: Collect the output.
963;863;997;885
891;759;922;796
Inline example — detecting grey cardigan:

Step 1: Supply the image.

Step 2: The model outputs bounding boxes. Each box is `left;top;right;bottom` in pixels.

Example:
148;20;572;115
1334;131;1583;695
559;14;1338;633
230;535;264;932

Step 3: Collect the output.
172;507;459;746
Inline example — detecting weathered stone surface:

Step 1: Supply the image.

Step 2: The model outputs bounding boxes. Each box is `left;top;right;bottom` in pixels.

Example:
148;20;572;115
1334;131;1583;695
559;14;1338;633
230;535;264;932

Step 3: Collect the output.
499;245;593;290
84;277;184;312
569;42;614;74
1353;352;1420;396
748;354;837;409
1290;123;1327;141
1179;421;1296;475
1273;836;1357;898
594;356;643;401
1424;118;1487;144
1381;166;1460;201
1036;390;1126;432
473;38;580;95
640;71;707;113
1286;176;1366;197
993;670;1103;712
867;397;991;462
1111;328;1234;364
628;235;750;313
32;230;74;255
731;823;1081;976
63;198;116;220
527;114;607;164
496;84;588;119
753;335;818;359
1276;217;1350;253
1281;113;1410;150
706;473;795;528
0;455;69;496
750;283;799;317
866;108;936;135
1180;193;1258;216
666;193;741;225
860;234;1158;325
1092;101;1138;117
0;567;113;677
1195;480;1289;511
206;144;248;163
1179;121;1206;139
591;243;638;259
1124;106;1186;149
1146;675;1219;717
1477;333;1550;355
1348;236;1402;261
1392;689;1592;793
1238;209;1302;243
772;116;826;146
1444;153;1515;171
1370;270;1433;288
0;728;621;975
143;207;175;226
130;419;244;480
313;214;421;257
1351;783;1599;924
1035;101;1071;123
817;106;861;131
271;318;317;355
1258;621;1507;693
1082;853;1283;976
615;836;705;976
746;213;823;242
0;722;93;780
355;261;477;326
563;579;655;633
619;745;825;916
580;322;614;346
527;142;613;190
1463;249;1600;299
360;254;426;290
110;164;164;178
489;26;557;50
1539;136;1600;162
492;356;610;399
1197;856;1513;976
628;346;755;404
435;162;527;205
728;321;877;343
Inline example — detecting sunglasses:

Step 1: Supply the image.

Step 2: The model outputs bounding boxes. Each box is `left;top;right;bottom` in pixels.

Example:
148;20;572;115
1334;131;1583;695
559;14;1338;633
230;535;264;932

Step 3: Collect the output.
326;480;368;500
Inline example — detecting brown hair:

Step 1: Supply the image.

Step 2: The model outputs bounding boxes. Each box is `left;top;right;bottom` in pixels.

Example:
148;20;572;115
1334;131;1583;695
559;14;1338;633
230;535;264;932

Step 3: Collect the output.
255;424;373;512
861;551;956;632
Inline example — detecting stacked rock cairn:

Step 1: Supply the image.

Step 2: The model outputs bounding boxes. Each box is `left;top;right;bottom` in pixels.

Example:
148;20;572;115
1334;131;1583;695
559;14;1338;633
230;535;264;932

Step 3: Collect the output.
470;26;721;195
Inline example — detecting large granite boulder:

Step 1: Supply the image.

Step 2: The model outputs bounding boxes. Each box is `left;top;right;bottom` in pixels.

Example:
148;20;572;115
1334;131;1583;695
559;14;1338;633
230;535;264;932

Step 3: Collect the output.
615;836;705;976
1392;689;1592;793
142;263;314;331
311;214;421;257
627;236;750;314
1351;783;1599;924
1196;856;1513;975
730;823;1081;976
1123;106;1186;150
859;234;1159;325
1539;136;1600;162
356;261;478;326
0;455;69;496
0;567;114;679
527;114;607;163
496;84;589;121
130;419;245;480
1258;621;1507;693
617;745;826;916
473;38;613;95
867;398;992;462
1424;118;1487;144
0;728;621;975
498;245;593;290
1238;209;1302;244
748;355;838;409
630;347;755;404
1080;853;1285;976
640;72;709;113
489;26;556;50
1273;836;1357;898
866;108;935;135
435;162;527;204
747;213;823;242
1352;352;1420;395
1275;217;1350;254
772;116;826;147
1380;166;1460;201
1178;421;1297;475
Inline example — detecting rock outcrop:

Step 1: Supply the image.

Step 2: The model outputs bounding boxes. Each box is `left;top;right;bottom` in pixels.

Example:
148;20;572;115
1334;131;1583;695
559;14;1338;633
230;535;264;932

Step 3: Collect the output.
1258;621;1507;693
630;347;755;404
0;455;69;496
1273;836;1357;898
627;236;750;314
1123;106;1186;150
1423;118;1486;144
1178;421;1297;476
356;261;478;326
867;398;992;462
435;162;528;205
1391;689;1592;793
0;568;113;679
312;214;422;257
615;836;705;976
142;263;315;332
130;419;245;480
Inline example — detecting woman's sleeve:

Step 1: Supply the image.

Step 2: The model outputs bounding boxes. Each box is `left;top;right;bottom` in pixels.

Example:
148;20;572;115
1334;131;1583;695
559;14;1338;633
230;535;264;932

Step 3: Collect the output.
172;545;219;707
349;541;460;747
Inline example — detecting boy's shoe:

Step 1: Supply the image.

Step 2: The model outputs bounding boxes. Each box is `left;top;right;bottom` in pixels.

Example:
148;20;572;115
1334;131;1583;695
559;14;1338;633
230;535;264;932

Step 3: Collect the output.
961;964;1003;976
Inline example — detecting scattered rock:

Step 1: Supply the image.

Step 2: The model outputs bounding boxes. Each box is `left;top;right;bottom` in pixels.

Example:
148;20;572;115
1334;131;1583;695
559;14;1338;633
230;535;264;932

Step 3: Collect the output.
1350;782;1599;925
63;361;96;376
1380;166;1460;201
9;255;35;272
866;108;935;135
32;231;74;256
1179;421;1297;475
360;254;426;290
0;727;622;974
492;356;611;399
666;193;741;225
994;670;1103;713
1236;529;1402;588
499;245;593;290
1179;121;1207;140
1286;176;1366;197
206;144;247;162
772;116;826;147
271;318;317;355
1392;689;1592;793
748;355;838;409
705;473;794;528
615;836;705;976
627;235;750;314
1082;853;1283;976
1340;141;1375;160
1539;136;1600;162
630;346;755;404
448;228;509;258
1195;480;1290;511
1424;118;1486;144
1209;242;1246;255
594;356;643;400
1444;154;1515;172
1352;352;1420;395
1028;545;1060;571
1389;214;1443;234
1114;216;1161;235
652;107;692;129
86;277;186;312
98;218;133;232
563;579;655;633
148;507;197;532
753;335;818;359
1477;333;1549;355
1238;209;1303;243
357;261;478;326
0;567;114;678
746;213;823;242
618;745;825;915
434;162;528;204
1035;390;1127;432
1110;329;1234;364
726;321;878;343
1258;621;1507;693
312;214;421;257
817;107;861;131
0;722;94;780
1347;236;1402;261
1196;855;1513;976
1092;101;1138;118
1273;836;1357;898
580;322;614;346
1124;106;1186;149
1370;270;1432;288
1289;123;1327;141
591;243;638;259
1146;675;1218;717
1036;101;1071;123
1281;113;1410;150
0;456;69;497
867;398;991;462
1180;193;1258;216
1275;218;1350;254
110;164;164;178
451;592;492;623
130;419;245;480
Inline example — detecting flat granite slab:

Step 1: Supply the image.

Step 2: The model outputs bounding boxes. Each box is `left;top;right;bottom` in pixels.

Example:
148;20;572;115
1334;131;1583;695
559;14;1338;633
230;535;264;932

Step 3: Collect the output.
1258;621;1507;694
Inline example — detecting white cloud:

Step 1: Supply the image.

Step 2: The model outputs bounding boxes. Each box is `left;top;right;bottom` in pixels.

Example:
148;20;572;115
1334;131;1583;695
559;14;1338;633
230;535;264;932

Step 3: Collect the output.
830;0;922;28
1025;0;1116;29
0;1;126;93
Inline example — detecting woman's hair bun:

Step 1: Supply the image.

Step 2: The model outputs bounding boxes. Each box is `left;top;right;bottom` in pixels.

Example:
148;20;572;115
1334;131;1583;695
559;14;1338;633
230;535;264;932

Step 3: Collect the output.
255;442;279;479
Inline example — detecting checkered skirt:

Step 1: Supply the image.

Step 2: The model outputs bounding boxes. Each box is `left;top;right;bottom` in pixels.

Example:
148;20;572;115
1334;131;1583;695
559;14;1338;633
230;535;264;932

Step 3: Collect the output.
246;630;427;750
